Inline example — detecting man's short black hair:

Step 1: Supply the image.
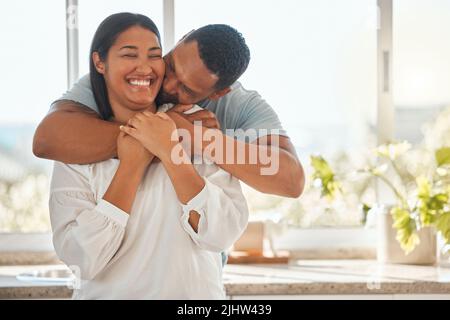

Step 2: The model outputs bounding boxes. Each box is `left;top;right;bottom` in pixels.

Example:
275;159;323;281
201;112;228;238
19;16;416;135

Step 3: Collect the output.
184;24;251;90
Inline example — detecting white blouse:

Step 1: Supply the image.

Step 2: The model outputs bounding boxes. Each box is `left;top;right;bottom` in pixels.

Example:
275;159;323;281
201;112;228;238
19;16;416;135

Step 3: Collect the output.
49;151;249;299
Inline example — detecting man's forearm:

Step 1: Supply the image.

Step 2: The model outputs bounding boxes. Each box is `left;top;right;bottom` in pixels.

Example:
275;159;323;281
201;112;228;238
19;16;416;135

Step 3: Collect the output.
33;105;119;164
167;112;305;198
202;132;304;198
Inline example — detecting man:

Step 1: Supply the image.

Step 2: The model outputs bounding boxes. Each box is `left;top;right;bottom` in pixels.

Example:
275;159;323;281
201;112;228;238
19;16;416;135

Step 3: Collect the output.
33;24;304;198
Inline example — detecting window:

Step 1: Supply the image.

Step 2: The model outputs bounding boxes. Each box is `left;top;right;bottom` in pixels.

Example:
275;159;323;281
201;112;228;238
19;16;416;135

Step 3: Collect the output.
394;0;450;144
0;1;67;232
175;0;378;158
3;1;444;235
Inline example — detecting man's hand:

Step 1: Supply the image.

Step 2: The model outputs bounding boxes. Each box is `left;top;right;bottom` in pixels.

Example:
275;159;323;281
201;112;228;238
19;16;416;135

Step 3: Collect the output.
167;104;221;129
166;104;222;156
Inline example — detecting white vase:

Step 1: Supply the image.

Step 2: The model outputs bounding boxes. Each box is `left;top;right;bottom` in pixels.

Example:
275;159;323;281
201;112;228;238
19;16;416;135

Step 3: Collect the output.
438;233;450;267
375;205;437;265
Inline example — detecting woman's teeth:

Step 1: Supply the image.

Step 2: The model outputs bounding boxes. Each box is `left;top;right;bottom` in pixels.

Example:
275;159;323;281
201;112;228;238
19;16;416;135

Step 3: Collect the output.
128;79;151;87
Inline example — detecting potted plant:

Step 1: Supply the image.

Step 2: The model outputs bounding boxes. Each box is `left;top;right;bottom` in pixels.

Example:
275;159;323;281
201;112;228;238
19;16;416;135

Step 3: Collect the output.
310;143;450;265
366;143;450;264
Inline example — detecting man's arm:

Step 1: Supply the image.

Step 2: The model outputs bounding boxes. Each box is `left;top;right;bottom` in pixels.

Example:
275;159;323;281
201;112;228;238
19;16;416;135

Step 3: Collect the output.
217;134;305;198
167;112;305;198
33;100;120;164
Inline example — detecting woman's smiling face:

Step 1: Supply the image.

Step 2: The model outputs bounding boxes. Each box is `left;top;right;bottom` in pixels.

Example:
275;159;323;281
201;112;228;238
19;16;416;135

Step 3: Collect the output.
93;25;165;117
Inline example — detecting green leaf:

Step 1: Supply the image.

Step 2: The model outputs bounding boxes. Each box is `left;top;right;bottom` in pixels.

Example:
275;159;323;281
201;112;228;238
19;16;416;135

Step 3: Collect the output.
429;193;448;211
391;207;420;254
360;203;372;224
436;212;450;245
436;147;450;167
416;177;448;226
310;155;340;200
416;176;431;199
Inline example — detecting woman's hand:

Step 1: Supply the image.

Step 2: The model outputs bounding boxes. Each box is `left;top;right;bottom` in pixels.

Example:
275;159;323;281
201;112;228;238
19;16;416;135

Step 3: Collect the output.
117;131;154;170
120;111;179;160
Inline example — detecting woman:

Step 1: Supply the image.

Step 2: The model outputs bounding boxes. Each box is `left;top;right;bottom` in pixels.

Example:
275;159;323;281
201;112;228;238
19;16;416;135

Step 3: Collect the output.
49;13;248;299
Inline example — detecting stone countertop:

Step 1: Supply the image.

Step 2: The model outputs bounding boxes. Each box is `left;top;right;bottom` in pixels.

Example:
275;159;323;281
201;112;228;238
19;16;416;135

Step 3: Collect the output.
223;260;450;296
1;260;450;299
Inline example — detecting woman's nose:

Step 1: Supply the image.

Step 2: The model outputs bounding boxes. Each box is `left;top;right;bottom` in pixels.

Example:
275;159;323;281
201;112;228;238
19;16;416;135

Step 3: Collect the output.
135;60;153;74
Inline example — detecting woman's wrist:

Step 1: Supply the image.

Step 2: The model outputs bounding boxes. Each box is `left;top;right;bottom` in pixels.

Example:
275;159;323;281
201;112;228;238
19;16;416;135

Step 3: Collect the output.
118;160;148;178
159;149;206;205
158;141;181;164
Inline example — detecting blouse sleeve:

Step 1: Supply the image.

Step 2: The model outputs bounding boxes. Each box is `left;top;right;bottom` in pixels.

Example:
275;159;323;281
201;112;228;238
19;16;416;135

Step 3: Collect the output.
49;162;129;280
179;167;249;253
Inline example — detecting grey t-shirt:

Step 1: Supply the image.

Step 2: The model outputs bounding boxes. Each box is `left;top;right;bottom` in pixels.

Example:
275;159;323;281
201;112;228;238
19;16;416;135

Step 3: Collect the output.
57;74;287;142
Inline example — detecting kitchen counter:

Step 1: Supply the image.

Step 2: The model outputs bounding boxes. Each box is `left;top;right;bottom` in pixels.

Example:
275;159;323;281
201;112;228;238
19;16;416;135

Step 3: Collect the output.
1;260;450;299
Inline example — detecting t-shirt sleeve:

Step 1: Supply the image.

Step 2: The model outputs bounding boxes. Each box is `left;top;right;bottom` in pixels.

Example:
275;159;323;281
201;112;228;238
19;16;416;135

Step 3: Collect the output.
53;74;99;114
232;87;288;142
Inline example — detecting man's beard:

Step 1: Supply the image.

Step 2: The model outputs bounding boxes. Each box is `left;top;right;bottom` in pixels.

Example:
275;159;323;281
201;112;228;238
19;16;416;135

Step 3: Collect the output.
156;90;178;106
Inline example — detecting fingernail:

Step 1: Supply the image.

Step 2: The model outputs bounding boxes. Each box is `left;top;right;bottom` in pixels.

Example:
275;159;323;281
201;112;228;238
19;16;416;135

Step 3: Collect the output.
119;125;124;130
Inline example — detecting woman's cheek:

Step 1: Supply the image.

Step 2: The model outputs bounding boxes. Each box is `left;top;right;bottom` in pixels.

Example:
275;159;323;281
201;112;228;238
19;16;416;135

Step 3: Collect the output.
155;59;165;76
113;57;135;74
119;63;136;76
157;59;166;86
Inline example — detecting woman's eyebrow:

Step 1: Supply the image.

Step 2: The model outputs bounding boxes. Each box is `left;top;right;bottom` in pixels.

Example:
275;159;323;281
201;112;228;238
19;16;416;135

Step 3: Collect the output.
119;45;161;51
119;45;138;50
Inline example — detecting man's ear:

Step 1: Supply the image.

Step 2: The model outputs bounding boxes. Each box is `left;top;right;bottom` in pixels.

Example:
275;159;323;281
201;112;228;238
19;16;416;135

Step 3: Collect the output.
92;52;106;74
208;87;232;101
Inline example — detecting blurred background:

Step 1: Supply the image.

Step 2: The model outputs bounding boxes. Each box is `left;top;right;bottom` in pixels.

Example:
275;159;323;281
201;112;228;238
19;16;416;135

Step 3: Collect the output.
0;0;449;239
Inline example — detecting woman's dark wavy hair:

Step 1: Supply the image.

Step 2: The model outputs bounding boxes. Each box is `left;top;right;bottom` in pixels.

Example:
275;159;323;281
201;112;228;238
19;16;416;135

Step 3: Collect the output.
89;12;161;120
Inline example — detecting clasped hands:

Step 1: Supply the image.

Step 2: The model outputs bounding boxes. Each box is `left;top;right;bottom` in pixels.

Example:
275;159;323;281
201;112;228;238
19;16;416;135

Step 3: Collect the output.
117;105;221;170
